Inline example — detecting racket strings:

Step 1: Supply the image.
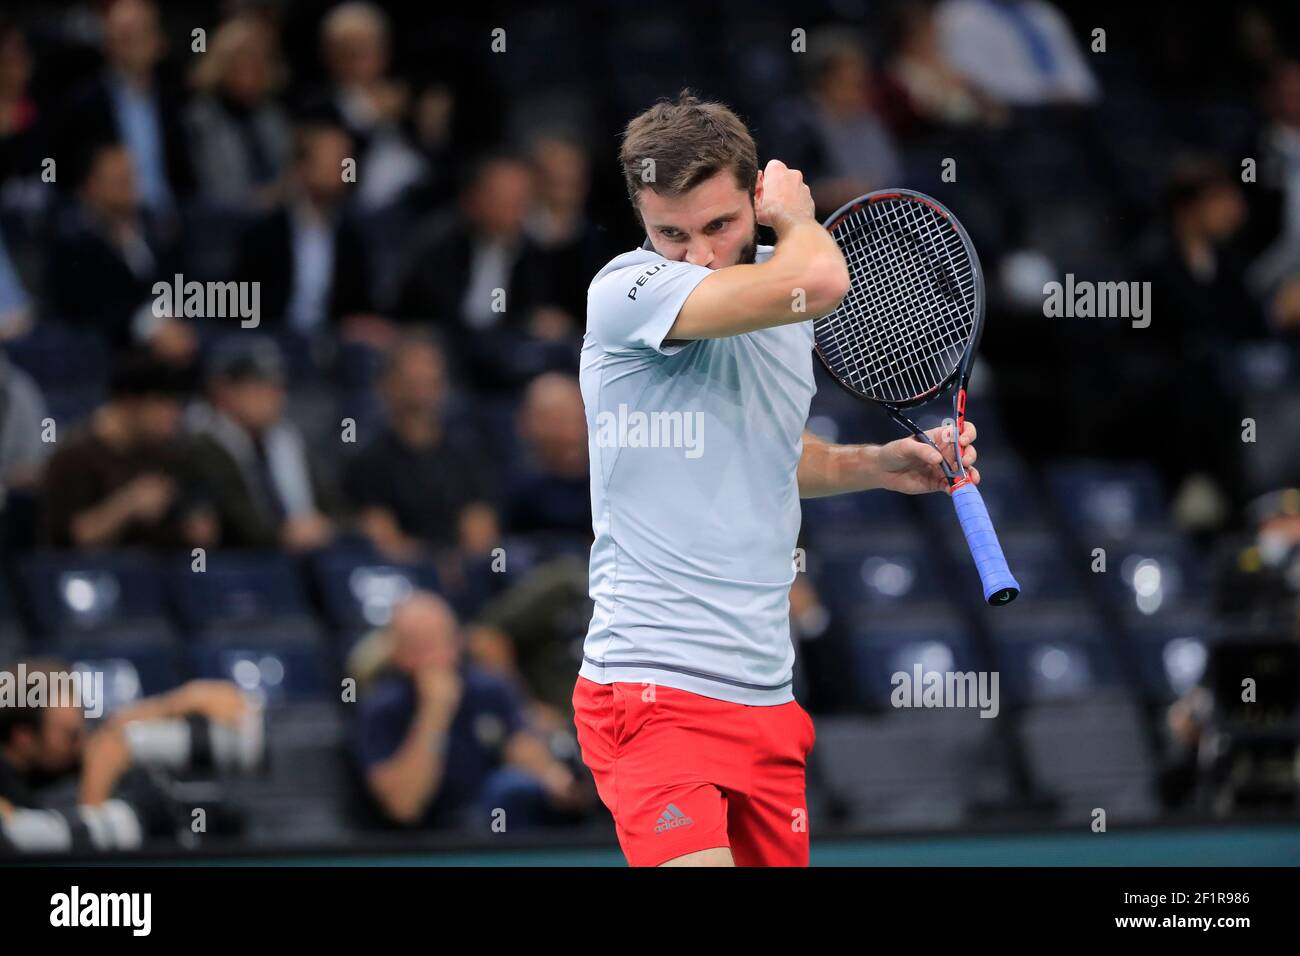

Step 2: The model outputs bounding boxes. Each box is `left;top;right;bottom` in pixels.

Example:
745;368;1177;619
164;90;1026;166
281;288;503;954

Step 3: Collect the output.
816;198;976;404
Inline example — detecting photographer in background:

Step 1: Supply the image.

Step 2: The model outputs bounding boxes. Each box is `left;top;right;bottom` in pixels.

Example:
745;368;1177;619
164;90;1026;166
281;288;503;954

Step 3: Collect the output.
0;658;259;853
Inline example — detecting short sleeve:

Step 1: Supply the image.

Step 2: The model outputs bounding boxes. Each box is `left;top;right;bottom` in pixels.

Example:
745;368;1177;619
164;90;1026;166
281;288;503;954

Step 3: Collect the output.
354;681;414;769
587;256;712;355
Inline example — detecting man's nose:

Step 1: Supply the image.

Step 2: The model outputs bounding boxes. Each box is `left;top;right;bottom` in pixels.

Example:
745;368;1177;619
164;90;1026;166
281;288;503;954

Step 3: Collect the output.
685;239;713;268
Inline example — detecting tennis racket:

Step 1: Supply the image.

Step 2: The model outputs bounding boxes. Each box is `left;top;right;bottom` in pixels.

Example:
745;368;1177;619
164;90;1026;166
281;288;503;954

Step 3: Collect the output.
814;188;1020;606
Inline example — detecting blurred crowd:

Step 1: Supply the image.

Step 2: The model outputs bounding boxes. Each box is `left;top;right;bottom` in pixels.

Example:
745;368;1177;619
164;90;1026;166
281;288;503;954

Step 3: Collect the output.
2;0;1300;847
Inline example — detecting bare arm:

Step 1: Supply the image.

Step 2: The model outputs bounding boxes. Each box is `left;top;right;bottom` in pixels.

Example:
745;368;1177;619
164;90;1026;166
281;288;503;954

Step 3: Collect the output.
797;424;980;498
665;160;849;341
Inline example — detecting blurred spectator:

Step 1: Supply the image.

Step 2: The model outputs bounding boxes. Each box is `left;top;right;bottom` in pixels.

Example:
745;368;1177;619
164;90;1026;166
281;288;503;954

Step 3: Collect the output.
0;658;254;852
185;15;291;211
1212;487;1300;631
395;152;559;331
524;134;608;322
349;591;589;829
46;141;196;368
233;121;382;343
344;334;498;564
394;152;569;388
1246;60;1300;302
0;348;50;492
62;0;195;219
1141;158;1260;345
186;335;342;551
311;2;426;212
465;556;590;732
0;17;41;187
764;26;901;216
883;0;1007;132
1093;158;1261;522
935;0;1099;107
505;373;590;537
38;356;215;551
0;226;32;340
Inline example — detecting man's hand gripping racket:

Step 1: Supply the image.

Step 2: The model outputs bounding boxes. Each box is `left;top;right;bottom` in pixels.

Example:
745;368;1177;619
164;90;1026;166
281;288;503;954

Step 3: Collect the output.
814;189;1020;606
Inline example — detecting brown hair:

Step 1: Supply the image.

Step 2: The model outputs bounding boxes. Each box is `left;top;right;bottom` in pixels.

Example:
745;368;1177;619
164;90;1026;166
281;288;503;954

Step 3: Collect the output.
619;90;758;214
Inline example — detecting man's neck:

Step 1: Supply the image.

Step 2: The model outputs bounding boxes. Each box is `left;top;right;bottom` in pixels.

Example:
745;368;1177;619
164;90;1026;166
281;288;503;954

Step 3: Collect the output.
393;413;441;449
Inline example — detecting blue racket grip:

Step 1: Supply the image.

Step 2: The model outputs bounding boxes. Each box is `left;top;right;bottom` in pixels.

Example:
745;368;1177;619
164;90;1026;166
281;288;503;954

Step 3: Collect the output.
950;482;1020;605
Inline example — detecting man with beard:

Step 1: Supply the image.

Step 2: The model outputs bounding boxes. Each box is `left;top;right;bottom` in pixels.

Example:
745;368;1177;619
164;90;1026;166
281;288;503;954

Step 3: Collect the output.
572;91;982;867
38;357;216;552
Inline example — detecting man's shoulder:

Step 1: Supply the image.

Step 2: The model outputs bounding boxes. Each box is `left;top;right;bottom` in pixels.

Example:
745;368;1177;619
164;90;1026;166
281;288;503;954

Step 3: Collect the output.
589;247;663;289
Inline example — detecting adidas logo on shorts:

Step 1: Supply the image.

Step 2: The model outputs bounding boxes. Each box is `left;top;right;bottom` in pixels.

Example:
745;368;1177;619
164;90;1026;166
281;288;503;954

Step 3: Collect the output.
655;803;694;833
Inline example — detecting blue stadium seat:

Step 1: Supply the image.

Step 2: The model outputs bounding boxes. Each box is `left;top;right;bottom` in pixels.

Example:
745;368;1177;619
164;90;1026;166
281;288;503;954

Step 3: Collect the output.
45;642;186;707
167;553;319;640
985;611;1123;707
813;709;1013;830
802;487;918;539
847;614;986;711
187;641;334;704
1047;460;1169;538
1125;616;1215;704
811;533;957;618
310;545;440;637
1015;695;1161;824
17;552;174;643
1094;532;1208;622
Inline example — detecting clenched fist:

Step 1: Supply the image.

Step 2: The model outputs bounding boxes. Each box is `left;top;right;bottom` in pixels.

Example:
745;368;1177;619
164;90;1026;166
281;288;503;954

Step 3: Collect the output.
754;159;816;233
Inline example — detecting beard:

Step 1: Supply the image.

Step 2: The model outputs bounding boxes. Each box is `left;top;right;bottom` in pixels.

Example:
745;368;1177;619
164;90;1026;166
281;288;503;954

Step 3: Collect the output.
736;224;760;265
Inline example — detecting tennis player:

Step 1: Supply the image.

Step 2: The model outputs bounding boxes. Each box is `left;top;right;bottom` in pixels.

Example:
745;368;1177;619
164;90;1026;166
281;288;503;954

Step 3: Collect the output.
572;92;980;867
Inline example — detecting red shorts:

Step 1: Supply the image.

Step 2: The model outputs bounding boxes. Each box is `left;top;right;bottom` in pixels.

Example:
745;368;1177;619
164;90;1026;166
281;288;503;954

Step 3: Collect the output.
571;675;816;867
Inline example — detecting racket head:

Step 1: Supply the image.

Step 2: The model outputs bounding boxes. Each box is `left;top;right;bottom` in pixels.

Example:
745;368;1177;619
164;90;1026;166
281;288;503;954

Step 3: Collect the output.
814;189;985;409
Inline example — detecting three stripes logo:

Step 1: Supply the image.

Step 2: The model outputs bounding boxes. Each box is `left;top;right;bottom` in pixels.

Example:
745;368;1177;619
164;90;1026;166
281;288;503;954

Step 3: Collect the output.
654;803;694;834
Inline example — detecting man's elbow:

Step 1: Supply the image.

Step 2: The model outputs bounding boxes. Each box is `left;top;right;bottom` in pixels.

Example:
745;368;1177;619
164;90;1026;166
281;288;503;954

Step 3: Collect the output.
804;256;851;316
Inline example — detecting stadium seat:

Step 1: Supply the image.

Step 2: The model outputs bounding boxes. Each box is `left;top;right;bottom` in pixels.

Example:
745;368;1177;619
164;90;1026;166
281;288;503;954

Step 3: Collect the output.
847;613;987;712
1125;616;1215;704
811;532;957;618
43;643;186;707
187;641;335;704
1093;531;1209;623
1046;460;1170;538
984;611;1123;707
1015;694;1161;824
812;710;1015;830
218;701;353;844
17;552;175;643
167;553;319;640
310;545;440;637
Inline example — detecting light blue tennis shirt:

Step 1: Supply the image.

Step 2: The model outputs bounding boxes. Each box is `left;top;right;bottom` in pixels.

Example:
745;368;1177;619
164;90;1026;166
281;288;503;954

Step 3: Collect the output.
578;245;816;705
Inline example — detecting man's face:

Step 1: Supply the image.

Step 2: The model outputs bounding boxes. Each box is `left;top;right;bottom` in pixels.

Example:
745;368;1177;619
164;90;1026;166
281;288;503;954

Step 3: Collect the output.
216;379;284;432
104;0;163;77
384;346;446;419
8;706;87;777
465;161;533;239
390;597;459;673
84;146;139;219
131;395;182;444
637;170;758;269
299;128;352;204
